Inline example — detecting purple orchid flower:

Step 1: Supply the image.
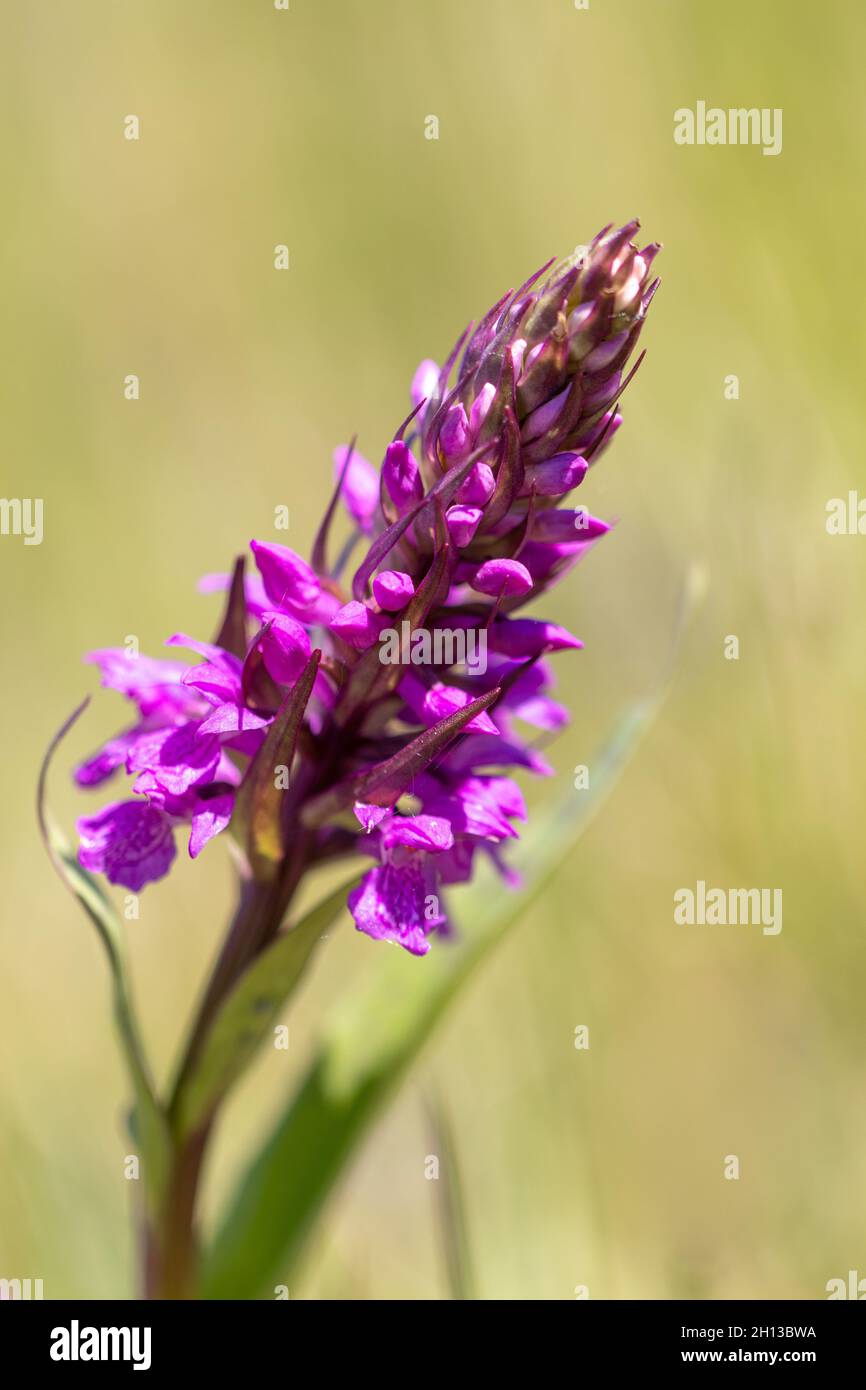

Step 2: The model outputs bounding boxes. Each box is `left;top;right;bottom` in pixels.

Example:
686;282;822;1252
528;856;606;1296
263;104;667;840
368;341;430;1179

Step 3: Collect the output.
74;223;659;956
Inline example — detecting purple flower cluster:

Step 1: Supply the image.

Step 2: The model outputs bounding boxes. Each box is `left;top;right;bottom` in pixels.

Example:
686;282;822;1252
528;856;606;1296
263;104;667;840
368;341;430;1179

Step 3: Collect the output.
76;223;659;954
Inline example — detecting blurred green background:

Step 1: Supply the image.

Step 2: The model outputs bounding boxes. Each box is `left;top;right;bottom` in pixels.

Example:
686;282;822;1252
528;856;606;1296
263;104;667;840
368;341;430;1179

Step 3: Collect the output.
2;0;865;1300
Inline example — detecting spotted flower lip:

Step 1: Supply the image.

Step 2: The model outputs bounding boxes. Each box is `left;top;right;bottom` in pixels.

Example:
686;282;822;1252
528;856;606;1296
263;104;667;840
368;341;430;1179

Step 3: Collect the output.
347;859;442;956
74;222;659;951
78;800;177;891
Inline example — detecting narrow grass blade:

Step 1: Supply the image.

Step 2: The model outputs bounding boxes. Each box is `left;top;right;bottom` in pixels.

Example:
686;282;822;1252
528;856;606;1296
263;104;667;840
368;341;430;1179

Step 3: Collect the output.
425;1088;475;1300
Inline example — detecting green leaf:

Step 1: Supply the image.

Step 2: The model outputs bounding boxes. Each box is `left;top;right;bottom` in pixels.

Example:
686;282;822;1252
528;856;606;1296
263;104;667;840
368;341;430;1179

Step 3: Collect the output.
173;876;359;1140
202;567;703;1298
37;699;170;1214
202;699;662;1298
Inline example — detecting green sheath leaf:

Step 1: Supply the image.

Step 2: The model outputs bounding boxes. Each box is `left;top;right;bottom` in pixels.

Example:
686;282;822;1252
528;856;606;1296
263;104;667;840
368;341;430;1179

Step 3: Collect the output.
173;876;359;1139
202;684;668;1298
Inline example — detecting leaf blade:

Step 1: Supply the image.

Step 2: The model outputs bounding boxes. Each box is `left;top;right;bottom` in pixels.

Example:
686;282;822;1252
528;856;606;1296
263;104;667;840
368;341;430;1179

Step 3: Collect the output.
37;700;170;1212
173;876;359;1139
202;692;662;1298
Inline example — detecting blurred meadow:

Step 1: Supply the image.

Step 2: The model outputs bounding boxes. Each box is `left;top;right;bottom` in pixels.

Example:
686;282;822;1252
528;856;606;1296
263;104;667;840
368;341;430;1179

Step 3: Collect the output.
1;0;865;1299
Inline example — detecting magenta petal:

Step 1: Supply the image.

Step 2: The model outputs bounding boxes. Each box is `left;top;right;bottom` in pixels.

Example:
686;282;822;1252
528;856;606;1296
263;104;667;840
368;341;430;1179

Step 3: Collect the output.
511;692;569;731
78;800;176;891
166;634;242;671
521;452;588;497
487;844;523;890
87;649;187;691
256;610;312;686
445;505;482;548
436;840;477;887
472;558;533;598
382;440;423;515
189;792;234;859
380;813;454;853
456;461;496;506
127;721;221;796
198;703;270;737
529;509;610;543
468;381;496;438
520;383;570;442
329;600;390;651
354;801;391;832
75;727;144;787
183;661;243;705
439;403;470;463
85;649;192;720
250;536;325;614
372;570;415;612
348;860;443;955
400;672;499;735
436;775;526;837
334;444;379;533
488;618;583;657
421;778;523;842
442;731;554;777
411;358;439;413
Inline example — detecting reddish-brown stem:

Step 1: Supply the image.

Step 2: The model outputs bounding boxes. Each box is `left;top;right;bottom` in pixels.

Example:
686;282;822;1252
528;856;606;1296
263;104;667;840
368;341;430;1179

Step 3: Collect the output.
145;845;310;1300
143;1124;212;1300
144;721;346;1299
169;831;312;1116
